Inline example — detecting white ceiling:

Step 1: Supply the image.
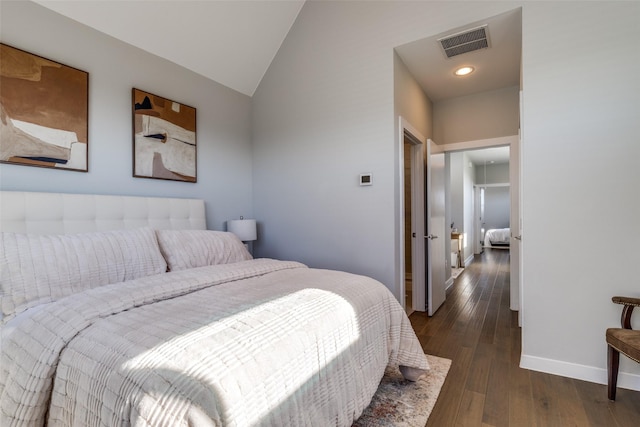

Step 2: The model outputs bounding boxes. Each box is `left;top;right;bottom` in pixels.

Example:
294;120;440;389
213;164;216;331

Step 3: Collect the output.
33;0;305;97
34;1;519;164
465;146;510;166
395;8;521;102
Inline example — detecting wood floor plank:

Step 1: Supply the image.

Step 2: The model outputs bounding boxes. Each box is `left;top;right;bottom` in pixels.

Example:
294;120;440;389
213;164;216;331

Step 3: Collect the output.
426;346;473;426
540;374;591;426
509;394;536;427
455;390;486;427
411;248;640;426
608;388;640;427
482;358;510;427
574;380;622;427
465;342;493;394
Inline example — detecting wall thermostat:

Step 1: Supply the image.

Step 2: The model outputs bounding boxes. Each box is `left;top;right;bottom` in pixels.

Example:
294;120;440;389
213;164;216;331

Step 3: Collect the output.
359;173;372;186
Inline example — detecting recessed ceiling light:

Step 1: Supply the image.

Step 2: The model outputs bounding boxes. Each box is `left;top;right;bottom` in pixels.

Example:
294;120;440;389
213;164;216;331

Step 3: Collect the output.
454;66;475;76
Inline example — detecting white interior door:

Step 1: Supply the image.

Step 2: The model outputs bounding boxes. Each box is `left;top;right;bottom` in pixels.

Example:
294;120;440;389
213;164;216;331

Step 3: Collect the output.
511;91;523;325
427;140;446;316
510;135;521;314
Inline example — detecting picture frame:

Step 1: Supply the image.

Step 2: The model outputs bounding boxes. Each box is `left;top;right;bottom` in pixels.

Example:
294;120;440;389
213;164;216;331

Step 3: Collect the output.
0;43;89;172
132;88;197;182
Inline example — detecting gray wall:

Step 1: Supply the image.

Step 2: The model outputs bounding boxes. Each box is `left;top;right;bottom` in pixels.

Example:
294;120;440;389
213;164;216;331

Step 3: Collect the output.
434;86;520;145
393;51;435;293
253;1;640;388
393;52;433;141
0;1;254;231
483;186;510;231
462;153;475;263
521;1;639;384
475;162;509;184
449;151;478;263
252;1;416;293
449;153;465;235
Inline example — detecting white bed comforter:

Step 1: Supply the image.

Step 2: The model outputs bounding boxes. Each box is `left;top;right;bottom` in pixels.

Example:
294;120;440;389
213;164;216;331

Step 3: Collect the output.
485;228;510;244
0;259;428;427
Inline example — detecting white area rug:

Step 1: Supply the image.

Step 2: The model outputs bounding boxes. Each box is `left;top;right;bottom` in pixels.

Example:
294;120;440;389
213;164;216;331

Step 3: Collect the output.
353;354;451;427
451;267;464;279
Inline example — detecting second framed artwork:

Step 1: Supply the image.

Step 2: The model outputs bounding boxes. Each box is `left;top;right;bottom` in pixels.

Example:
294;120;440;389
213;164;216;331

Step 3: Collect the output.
132;88;197;182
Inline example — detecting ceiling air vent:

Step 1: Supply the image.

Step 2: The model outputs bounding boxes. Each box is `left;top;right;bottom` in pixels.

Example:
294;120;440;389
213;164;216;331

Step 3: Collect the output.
438;25;490;59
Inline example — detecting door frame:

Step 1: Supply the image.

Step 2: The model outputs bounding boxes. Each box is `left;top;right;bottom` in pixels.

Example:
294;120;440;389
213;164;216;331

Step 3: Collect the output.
474;185;484;254
398;116;426;312
475;183;510;251
440;134;521;313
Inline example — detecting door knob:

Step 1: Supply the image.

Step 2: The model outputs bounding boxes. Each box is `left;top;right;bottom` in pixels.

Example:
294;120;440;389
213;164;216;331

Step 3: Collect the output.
513;235;522;241
425;234;438;240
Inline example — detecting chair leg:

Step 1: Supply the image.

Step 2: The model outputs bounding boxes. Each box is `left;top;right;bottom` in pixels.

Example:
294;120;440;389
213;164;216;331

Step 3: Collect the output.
608;344;620;401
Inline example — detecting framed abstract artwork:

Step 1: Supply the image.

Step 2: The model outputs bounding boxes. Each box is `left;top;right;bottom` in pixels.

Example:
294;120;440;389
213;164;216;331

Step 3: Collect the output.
132;88;197;182
0;43;89;171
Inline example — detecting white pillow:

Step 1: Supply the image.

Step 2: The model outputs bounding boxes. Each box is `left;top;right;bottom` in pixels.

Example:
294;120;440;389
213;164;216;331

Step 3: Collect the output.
0;227;167;322
155;229;252;271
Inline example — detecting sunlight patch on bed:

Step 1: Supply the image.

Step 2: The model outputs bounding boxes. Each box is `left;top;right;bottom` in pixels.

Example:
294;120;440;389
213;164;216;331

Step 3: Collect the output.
121;288;361;425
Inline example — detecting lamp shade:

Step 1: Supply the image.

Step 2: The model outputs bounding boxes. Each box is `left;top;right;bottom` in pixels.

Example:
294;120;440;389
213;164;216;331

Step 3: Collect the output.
227;219;257;242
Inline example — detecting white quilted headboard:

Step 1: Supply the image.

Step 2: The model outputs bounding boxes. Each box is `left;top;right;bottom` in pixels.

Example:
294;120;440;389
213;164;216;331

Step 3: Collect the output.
0;191;206;234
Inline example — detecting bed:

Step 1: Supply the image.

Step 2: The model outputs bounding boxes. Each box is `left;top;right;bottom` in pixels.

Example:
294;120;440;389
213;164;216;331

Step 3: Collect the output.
484;228;510;247
0;191;429;426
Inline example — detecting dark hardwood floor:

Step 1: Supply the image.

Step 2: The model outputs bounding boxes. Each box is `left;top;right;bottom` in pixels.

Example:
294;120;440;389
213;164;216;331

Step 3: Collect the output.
410;248;640;426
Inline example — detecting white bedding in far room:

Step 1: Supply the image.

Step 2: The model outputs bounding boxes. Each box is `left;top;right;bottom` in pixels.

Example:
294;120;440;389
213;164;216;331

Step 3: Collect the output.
484;228;510;246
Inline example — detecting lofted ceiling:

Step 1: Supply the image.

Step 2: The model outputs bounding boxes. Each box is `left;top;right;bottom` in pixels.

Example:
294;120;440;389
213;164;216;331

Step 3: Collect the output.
34;1;519;164
33;0;305;97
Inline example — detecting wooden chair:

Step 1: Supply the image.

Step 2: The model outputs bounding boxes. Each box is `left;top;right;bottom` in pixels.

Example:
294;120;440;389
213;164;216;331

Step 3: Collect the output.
606;296;640;400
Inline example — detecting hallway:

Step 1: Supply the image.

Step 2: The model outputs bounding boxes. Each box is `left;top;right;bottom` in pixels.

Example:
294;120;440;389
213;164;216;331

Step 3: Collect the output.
410;249;640;426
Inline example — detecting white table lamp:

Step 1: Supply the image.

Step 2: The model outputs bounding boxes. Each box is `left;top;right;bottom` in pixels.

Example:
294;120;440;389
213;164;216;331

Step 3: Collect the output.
227;217;257;243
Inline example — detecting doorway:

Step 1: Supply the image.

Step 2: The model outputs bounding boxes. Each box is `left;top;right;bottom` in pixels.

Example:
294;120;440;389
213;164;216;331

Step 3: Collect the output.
403;138;413;312
398;117;426;315
444;140;520;317
393;7;523;318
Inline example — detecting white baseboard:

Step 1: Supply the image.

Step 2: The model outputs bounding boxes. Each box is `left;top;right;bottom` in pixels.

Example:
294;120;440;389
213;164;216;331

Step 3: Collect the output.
520;354;640;392
464;254;474;267
445;277;454;290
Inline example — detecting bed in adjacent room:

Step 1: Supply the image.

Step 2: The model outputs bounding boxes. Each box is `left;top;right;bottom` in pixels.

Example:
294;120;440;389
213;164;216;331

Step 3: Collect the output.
0;191;429;427
484;227;511;247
